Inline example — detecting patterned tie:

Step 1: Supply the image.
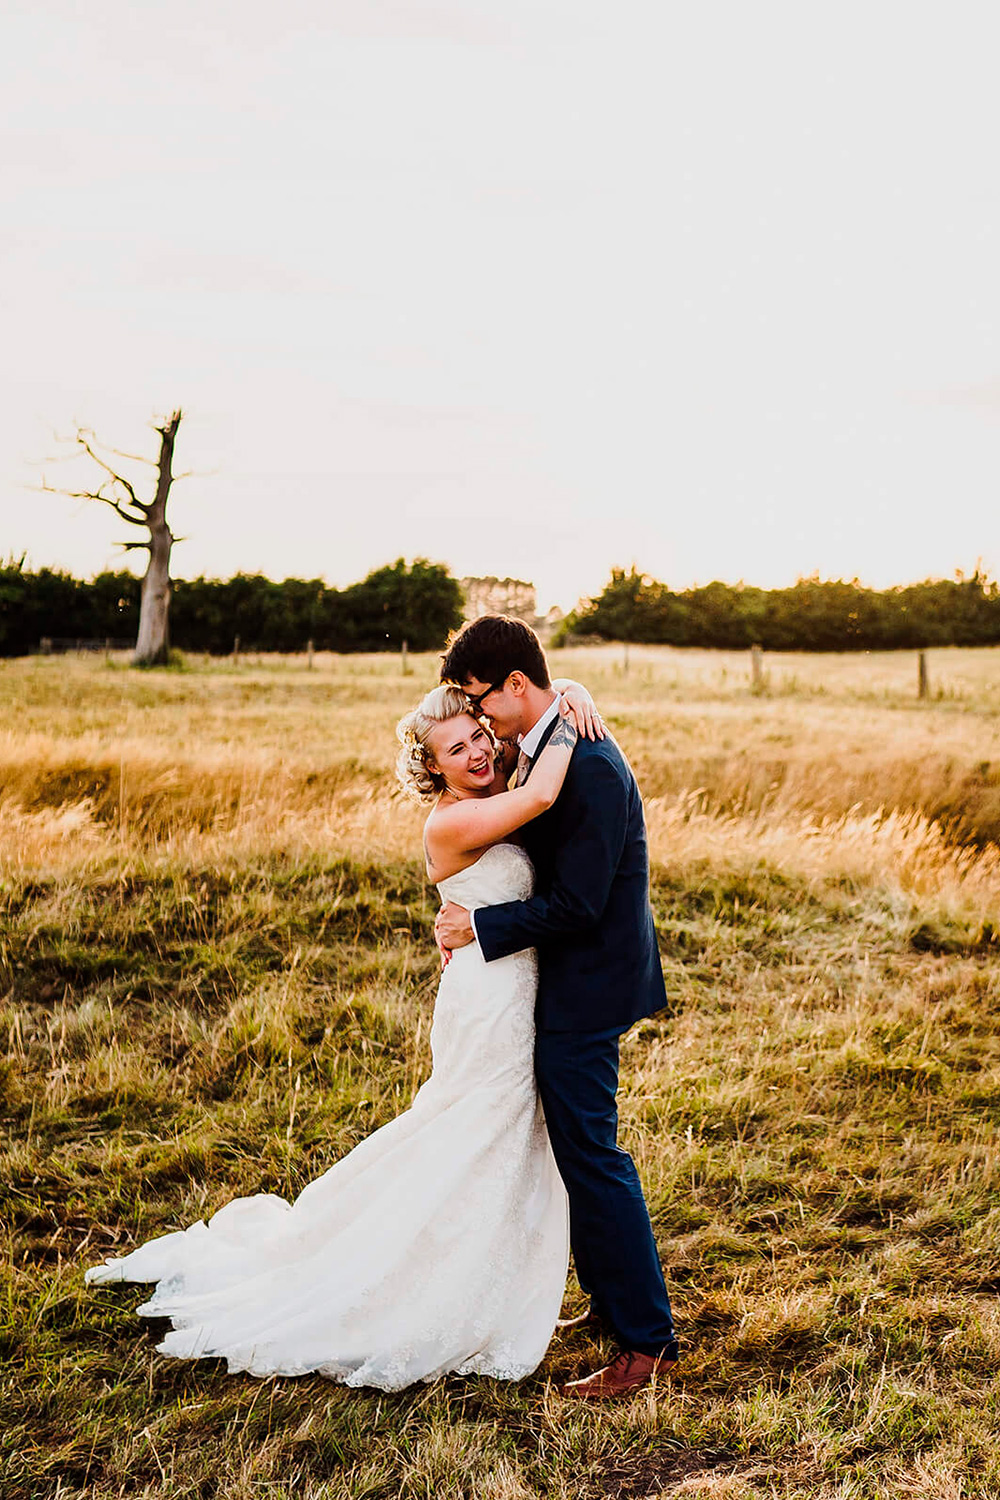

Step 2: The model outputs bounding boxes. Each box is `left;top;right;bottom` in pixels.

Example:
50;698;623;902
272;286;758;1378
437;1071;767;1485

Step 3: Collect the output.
516;748;531;786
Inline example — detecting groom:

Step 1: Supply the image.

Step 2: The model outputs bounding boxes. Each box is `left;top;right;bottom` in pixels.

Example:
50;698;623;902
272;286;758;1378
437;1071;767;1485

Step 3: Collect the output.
436;615;679;1398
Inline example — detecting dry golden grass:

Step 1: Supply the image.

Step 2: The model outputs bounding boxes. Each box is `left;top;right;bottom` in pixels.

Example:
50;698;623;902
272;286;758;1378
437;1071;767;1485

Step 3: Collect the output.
4;646;1000;1499
4;643;1000;872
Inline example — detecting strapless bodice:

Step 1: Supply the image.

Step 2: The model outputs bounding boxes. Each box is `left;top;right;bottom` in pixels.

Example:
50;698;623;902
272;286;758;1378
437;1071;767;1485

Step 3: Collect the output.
436;842;534;909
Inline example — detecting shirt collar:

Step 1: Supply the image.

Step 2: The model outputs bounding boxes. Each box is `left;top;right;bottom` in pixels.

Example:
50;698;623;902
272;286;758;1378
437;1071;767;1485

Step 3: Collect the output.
518;693;561;761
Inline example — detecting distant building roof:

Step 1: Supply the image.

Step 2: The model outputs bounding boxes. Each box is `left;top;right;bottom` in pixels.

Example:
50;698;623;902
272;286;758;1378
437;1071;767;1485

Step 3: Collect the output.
460;576;537;622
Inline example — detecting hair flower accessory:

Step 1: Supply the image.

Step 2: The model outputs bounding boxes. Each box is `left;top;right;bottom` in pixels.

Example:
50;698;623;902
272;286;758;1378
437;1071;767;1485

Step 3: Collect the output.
402;727;426;759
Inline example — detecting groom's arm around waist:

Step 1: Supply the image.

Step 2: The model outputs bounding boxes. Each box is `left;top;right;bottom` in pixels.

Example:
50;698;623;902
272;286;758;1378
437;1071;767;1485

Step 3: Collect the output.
474;750;629;962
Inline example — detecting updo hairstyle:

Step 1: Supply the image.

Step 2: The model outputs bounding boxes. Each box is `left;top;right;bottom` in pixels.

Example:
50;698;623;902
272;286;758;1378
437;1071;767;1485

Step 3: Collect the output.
395;685;498;803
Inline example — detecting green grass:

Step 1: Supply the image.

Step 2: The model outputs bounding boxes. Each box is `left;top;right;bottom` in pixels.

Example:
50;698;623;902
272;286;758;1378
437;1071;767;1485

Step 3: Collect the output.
4;650;1000;1497
5;855;1000;1498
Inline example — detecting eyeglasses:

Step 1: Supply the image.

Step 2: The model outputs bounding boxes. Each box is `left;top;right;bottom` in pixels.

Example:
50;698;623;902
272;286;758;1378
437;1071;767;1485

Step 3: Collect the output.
466;675;509;714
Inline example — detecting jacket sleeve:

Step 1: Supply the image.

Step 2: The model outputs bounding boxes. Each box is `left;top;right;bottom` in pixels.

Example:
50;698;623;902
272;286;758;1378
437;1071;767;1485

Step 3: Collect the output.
474;752;628;962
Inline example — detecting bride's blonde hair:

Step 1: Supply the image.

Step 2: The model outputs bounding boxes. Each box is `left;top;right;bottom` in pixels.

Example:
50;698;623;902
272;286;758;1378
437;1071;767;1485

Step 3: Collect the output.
395;685;497;803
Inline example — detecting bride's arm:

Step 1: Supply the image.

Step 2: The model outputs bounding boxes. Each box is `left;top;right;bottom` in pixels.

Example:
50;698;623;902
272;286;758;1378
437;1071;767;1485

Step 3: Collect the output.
426;718;578;858
552;678;605;741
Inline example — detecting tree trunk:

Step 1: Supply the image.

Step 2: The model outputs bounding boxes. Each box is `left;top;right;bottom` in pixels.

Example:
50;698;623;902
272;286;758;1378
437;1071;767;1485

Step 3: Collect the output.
133;411;181;666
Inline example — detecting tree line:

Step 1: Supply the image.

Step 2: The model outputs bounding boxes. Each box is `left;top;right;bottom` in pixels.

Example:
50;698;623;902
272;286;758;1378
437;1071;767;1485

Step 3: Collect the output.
0;558;464;658
5;558;1000;659
555;567;1000;652
25;410;999;663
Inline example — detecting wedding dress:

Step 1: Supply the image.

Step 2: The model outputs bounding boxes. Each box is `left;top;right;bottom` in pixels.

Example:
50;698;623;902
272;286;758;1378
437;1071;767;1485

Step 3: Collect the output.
85;843;570;1390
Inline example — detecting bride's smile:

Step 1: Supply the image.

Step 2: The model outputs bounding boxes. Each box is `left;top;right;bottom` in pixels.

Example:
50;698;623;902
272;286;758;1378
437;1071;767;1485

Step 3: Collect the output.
425;715;497;798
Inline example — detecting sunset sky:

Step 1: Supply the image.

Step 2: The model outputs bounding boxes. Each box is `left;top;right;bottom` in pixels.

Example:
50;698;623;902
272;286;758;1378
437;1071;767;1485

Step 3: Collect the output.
2;1;999;611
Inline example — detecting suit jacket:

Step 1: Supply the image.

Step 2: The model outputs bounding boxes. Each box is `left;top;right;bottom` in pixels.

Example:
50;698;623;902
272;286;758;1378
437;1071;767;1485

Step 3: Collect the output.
474;720;667;1033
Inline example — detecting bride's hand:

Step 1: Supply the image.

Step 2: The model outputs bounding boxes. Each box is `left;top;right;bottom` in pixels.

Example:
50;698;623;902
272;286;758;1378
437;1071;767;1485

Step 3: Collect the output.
558;686;605;741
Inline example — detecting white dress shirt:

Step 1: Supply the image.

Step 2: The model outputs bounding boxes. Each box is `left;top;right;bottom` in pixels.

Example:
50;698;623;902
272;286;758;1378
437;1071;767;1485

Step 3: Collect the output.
516;692;561;766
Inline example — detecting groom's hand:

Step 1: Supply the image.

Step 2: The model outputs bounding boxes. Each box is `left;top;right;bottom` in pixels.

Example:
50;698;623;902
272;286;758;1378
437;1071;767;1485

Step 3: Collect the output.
435;902;474;964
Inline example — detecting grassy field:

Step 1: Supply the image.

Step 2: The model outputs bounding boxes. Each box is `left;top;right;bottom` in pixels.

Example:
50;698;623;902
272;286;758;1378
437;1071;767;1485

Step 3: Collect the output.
3;645;1000;1499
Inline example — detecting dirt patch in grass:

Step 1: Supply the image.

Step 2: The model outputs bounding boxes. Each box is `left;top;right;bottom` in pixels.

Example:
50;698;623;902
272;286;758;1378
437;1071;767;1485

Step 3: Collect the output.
588;1444;824;1497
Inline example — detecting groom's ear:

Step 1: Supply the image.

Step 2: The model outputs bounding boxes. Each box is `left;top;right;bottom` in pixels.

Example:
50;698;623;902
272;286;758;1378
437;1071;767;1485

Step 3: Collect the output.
507;671;528;697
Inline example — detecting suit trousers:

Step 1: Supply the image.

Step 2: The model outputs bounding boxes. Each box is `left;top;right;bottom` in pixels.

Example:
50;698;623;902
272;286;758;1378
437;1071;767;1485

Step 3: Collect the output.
535;1025;678;1359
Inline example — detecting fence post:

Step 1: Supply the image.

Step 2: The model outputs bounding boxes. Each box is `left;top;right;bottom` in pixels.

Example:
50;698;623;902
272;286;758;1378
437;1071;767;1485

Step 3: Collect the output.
751;643;764;691
623;641;630;675
918;650;928;699
401;638;411;675
307;639;314;670
233;634;240;663
40;637;52;655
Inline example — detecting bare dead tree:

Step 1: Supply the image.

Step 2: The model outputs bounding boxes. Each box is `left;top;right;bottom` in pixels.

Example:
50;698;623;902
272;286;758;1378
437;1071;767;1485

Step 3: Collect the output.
39;409;185;666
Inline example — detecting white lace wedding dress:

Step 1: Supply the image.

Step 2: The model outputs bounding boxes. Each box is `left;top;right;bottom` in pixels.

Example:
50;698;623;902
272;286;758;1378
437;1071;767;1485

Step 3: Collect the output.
85;843;569;1390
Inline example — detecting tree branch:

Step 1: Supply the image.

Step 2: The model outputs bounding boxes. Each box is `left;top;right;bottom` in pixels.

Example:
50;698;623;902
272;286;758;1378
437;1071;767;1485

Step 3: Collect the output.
34;477;151;527
98;444;159;468
74;429;150;514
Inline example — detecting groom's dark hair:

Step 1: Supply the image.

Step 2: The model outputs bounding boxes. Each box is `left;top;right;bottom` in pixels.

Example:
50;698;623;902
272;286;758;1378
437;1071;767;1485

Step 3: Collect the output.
440;615;551;690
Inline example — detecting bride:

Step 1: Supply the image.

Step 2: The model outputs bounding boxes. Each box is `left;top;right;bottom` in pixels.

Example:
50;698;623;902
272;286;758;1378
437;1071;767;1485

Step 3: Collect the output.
86;681;601;1390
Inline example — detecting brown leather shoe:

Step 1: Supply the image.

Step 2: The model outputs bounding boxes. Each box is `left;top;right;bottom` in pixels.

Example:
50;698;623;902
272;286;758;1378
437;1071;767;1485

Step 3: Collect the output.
555;1307;608;1333
559;1348;677;1400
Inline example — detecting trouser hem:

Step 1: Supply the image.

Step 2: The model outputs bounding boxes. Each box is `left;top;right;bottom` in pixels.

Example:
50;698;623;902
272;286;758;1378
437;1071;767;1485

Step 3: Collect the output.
619;1342;680;1361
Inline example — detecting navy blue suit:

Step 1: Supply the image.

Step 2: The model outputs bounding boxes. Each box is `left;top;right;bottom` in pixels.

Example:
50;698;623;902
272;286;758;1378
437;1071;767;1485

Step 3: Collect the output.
474;724;678;1358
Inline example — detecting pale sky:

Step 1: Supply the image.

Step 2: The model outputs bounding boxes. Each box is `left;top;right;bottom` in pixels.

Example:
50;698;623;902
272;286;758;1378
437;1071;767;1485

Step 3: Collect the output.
2;1;999;612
